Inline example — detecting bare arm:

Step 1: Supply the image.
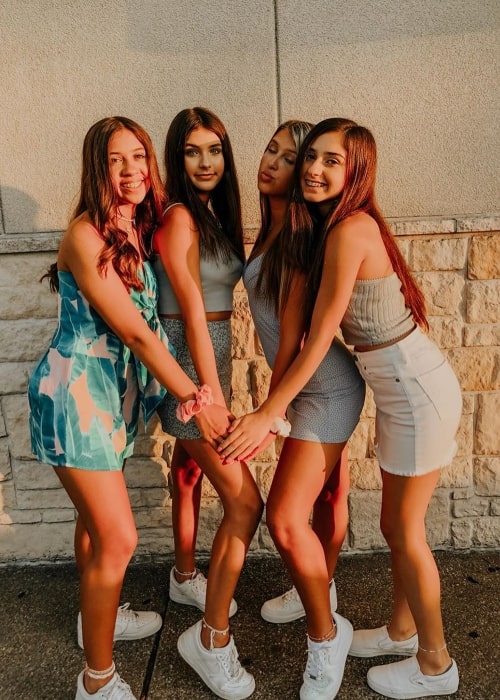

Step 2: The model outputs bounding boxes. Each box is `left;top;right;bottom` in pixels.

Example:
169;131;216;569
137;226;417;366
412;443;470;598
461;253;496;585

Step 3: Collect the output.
219;216;368;459
155;206;228;407
58;218;230;443
219;271;308;461
269;272;307;394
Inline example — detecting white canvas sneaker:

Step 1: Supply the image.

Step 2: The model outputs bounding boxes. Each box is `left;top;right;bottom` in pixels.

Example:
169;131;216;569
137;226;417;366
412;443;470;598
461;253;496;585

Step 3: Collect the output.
349;625;418;657
367;656;459;698
75;671;137;699
177;620;255;700
300;613;353;700
169;567;237;617
77;603;162;649
261;580;337;624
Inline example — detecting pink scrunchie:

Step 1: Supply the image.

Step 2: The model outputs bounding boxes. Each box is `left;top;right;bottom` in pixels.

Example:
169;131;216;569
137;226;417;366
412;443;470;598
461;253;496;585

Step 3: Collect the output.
176;385;214;424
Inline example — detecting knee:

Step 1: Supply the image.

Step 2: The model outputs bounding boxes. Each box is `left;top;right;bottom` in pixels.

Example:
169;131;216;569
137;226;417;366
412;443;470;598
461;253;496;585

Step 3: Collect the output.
100;525;138;570
228;489;263;532
266;507;296;552
243;490;264;528
380;514;426;554
317;482;347;509
380;508;402;548
172;459;203;490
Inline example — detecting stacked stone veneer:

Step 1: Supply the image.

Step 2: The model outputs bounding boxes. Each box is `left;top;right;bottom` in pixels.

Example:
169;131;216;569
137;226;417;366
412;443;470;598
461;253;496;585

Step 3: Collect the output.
0;216;498;562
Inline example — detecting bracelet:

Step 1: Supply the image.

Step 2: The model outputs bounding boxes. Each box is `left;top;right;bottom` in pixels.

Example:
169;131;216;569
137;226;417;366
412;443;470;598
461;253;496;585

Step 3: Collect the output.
307;616;336;643
418;643;447;653
176;385;214;424
85;661;115;679
269;416;292;437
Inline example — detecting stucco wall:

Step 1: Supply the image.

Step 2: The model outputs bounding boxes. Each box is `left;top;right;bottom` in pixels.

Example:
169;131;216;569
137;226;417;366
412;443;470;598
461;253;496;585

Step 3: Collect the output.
1;1;499;230
0;1;499;561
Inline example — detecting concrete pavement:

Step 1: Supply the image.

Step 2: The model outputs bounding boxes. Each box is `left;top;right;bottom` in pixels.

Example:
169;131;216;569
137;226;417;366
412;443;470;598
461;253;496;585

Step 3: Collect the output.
0;551;498;699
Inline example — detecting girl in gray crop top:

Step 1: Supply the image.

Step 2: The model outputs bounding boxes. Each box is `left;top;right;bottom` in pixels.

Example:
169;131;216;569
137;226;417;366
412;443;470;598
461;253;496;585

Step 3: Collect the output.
221;118;461;697
152;107;261;698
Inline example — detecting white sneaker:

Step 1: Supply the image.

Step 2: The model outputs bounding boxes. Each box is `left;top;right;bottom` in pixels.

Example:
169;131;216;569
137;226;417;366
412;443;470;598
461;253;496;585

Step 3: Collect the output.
261;580;337;624
177;620;255;699
300;613;353;700
169;567;238;617
77;603;162;649
75;671;137;699
367;656;459;698
349;625;418;658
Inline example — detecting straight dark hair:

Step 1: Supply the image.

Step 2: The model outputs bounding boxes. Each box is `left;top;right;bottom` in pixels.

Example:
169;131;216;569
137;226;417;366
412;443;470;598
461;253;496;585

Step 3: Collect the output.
164;107;244;263
44;116;166;292
278;118;428;329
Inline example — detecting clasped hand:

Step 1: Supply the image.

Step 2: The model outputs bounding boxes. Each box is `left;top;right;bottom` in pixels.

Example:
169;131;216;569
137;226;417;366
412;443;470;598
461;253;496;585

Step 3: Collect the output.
217;410;276;463
194;403;234;449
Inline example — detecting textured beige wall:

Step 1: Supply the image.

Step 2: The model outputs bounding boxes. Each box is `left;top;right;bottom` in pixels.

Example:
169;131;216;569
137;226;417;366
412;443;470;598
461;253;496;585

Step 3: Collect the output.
0;1;277;232
0;2;499;561
276;0;500;216
1;1;499;233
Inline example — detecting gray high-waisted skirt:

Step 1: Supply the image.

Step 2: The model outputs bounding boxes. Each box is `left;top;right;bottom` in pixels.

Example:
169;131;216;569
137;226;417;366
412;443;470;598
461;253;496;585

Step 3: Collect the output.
157;318;232;440
288;338;366;444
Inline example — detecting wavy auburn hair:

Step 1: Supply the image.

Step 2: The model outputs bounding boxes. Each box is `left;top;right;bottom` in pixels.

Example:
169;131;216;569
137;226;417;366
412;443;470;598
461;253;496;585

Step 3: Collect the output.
44;116;166;291
278;118;428;329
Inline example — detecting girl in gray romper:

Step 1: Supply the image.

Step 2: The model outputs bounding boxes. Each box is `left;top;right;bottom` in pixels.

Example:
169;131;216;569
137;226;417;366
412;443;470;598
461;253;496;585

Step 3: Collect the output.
245;121;363;631
153;107;262;700
220;120;365;700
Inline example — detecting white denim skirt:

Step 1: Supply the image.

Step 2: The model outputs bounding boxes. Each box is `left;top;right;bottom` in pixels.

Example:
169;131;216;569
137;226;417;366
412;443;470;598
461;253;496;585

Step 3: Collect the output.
353;327;462;476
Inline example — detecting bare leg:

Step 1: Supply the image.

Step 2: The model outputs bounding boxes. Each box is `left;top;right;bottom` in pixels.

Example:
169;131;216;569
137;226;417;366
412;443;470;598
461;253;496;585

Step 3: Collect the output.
386;564;418;640
75;514;91;576
266;438;346;639
170;441;203;580
178;440;263;649
381;469;452;674
75;459;128;576
55;467;137;694
312;446;349;578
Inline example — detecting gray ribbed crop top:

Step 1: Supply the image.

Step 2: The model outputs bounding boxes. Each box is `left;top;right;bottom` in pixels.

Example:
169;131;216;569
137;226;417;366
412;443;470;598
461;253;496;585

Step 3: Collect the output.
152;203;242;314
153;252;242;314
340;273;415;347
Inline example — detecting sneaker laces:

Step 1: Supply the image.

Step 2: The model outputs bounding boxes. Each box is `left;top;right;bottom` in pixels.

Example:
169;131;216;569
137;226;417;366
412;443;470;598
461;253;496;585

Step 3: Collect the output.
117;603;138;622
215;642;245;681
185;571;207;601
304;646;332;687
98;673;135;699
281;586;300;607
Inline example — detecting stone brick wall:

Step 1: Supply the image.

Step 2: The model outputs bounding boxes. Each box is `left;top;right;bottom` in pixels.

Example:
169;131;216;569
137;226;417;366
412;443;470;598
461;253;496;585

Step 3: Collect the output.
0;216;498;562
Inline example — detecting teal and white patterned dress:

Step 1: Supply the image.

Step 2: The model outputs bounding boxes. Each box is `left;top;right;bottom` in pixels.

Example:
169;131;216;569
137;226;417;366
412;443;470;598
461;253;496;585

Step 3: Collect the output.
28;262;170;470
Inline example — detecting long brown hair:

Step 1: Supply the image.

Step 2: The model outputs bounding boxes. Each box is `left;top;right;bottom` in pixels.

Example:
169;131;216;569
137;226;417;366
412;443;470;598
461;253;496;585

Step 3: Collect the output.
44;116;166;291
280;118;428;329
254;119;313;309
164;107;244;263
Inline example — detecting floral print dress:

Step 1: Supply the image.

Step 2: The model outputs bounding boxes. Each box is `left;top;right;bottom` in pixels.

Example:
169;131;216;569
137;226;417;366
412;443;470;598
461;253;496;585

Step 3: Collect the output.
28;262;170;470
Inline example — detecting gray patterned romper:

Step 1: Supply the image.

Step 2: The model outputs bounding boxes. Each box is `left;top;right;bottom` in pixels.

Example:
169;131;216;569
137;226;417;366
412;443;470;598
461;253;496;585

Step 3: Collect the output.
244;254;365;443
